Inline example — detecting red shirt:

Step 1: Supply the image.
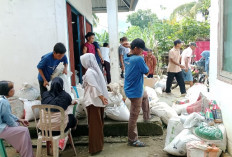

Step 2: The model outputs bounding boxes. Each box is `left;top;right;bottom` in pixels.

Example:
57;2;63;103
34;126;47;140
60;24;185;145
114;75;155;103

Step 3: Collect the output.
84;42;95;54
144;55;157;74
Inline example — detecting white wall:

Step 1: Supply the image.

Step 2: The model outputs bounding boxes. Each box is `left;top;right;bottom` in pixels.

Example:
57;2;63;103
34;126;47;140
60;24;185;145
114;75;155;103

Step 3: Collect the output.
0;0;69;90
210;0;232;153
67;0;93;24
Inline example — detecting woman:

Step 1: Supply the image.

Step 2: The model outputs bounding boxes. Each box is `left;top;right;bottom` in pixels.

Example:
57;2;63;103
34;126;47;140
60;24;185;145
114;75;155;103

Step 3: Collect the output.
0;81;34;157
41;77;77;134
80;53;108;155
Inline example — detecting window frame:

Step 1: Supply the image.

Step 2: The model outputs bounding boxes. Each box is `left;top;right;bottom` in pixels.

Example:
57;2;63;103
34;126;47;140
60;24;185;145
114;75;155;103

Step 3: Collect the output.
217;0;232;84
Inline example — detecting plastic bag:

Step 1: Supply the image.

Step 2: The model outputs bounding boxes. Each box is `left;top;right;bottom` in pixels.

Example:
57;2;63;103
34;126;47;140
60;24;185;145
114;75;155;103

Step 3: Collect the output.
108;92;123;107
165;117;184;147
186;141;222;157
59;136;68;151
23;100;41;121
164;129;201;156
183;112;205;129
194;123;223;141
144;86;159;103
150;102;178;125
105;102;130;121
16;83;40;101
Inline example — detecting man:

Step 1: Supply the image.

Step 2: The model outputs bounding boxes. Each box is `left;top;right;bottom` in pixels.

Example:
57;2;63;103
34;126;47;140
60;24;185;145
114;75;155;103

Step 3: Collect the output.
165;39;186;96
124;38;150;147
181;42;197;87
144;49;157;78
37;43;68;96
100;43;111;84
119;37;130;78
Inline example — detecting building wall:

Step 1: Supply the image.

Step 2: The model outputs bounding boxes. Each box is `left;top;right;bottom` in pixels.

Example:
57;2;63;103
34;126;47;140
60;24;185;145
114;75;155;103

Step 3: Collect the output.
210;0;232;153
67;0;93;24
0;0;92;90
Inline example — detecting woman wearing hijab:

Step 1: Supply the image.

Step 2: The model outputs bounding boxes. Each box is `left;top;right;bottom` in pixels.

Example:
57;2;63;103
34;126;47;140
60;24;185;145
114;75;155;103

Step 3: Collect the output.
41;77;77;134
0;81;34;157
80;53;108;155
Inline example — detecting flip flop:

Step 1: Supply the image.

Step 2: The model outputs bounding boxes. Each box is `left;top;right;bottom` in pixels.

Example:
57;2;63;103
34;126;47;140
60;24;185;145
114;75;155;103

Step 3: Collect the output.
128;140;146;147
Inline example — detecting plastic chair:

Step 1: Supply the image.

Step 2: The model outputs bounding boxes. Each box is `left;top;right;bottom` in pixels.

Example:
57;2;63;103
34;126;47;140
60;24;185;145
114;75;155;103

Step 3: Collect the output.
0;139;7;157
32;105;77;157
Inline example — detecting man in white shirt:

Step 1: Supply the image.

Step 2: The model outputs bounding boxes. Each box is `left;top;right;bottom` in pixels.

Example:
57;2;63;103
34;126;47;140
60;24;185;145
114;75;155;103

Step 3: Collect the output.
181;42;197;87
100;43;111;84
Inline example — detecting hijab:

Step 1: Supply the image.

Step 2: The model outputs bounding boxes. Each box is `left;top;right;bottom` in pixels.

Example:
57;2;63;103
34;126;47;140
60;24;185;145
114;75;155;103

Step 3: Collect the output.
42;77;72;111
80;53;108;99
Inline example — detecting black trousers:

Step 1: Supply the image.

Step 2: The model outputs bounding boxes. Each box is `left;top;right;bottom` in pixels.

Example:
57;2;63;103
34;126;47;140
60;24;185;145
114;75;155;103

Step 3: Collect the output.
147;74;153;78
39;80;48;97
103;60;111;84
165;72;186;94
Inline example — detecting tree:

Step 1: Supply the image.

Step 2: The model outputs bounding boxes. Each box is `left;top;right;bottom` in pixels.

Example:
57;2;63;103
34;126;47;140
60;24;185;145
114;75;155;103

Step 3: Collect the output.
127;9;160;29
92;13;99;27
95;31;109;46
170;0;211;21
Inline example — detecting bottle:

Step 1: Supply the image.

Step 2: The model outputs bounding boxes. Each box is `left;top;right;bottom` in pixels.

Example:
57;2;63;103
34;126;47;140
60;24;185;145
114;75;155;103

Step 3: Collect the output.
205;108;214;126
212;104;223;123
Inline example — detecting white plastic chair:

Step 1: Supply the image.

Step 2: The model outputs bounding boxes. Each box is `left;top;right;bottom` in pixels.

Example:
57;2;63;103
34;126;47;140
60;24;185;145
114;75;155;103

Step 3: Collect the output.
32;105;77;157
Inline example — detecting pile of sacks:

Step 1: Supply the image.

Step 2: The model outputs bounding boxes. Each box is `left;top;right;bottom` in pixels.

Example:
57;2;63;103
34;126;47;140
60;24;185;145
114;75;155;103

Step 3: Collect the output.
10;83;41;121
163;83;227;157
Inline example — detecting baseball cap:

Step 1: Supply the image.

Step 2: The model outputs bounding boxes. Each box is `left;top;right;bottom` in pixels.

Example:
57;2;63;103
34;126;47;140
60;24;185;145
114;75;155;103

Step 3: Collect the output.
189;42;197;47
174;39;183;46
130;38;148;51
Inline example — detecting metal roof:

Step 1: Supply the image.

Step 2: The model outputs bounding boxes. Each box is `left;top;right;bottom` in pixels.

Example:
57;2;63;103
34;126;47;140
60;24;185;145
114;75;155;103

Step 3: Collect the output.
92;0;139;13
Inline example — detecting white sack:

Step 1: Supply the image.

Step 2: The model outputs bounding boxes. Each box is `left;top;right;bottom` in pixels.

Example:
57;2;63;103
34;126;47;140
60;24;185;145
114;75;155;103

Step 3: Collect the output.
183;112;205;129
105;102;130;121
150;102;178;125
16;83;40;101
165;117;184;147
164;129;201;156
23;100;41;121
144;86;159;103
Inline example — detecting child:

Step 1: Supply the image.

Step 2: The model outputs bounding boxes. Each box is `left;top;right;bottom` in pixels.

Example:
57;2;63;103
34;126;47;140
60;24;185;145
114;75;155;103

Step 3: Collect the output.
80;53;108;155
83;32;96;54
144;49;157;78
37;42;68;96
0;81;34;157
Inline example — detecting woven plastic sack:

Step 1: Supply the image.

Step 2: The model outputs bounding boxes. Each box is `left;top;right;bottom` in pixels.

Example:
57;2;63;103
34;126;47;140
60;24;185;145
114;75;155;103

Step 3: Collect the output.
164;129;201;156
150;102;178;125
8;96;24;118
165;117;184;147
16;83;40;101
23;100;41;121
183;112;205;129
144;86;159;103
105;102;129;121
194;123;223;141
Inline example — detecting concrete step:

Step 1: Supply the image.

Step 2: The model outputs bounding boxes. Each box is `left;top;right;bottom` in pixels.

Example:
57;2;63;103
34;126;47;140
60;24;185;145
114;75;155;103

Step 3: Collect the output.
28;115;163;138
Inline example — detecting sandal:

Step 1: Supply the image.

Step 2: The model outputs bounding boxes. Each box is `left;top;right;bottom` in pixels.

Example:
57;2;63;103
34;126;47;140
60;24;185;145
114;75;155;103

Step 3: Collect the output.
128;140;146;147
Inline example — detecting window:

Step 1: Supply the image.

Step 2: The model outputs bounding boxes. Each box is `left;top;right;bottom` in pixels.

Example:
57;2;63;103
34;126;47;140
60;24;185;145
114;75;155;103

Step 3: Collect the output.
218;0;232;83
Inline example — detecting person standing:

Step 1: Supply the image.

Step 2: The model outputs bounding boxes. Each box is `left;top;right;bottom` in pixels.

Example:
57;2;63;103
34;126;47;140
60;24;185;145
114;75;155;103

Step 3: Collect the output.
124;38;150;147
100;43;111;84
144;49;157;78
165;39;186;96
119;37;130;78
37;43;68;96
181;42;197;87
80;53;108;155
93;41;104;72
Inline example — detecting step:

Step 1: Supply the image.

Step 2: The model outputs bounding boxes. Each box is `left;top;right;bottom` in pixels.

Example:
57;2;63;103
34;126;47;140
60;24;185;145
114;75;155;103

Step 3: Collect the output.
28;115;163;138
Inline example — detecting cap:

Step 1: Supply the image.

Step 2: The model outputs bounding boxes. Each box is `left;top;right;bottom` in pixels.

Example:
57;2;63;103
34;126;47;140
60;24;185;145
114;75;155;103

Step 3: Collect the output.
130;38;148;51
189;42;197;47
174;39;183;46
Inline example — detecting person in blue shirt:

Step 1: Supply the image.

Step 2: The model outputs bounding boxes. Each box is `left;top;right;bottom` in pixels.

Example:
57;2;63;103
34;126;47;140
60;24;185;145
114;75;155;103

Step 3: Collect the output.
93;41;104;72
37;43;68;96
0;81;34;157
124;38;151;147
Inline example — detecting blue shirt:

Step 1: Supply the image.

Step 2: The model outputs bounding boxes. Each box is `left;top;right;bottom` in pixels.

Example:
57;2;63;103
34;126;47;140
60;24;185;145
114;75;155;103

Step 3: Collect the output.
0;96;18;134
37;52;68;82
93;42;101;63
124;54;149;98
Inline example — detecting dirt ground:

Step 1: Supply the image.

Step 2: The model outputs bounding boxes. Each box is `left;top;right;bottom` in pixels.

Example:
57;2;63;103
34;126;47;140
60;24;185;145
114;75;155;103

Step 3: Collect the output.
4;86;196;157
6;130;176;157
